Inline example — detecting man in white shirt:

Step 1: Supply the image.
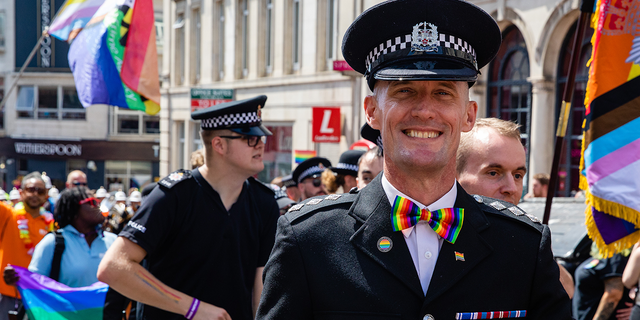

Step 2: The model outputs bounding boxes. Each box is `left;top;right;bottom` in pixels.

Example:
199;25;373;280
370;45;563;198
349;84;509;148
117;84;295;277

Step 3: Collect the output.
257;0;572;319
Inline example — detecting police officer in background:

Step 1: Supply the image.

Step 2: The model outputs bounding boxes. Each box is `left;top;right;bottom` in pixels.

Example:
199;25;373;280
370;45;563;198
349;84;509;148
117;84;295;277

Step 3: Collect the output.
98;95;280;320
292;157;332;200
257;0;571;319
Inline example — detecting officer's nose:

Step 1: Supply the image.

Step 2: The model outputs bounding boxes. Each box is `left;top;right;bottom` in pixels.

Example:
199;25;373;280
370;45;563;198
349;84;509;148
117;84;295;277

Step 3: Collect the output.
501;175;518;202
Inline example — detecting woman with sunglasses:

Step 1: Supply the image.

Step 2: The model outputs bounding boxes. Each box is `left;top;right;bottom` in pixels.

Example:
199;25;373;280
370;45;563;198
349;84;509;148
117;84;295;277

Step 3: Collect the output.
6;186;117;288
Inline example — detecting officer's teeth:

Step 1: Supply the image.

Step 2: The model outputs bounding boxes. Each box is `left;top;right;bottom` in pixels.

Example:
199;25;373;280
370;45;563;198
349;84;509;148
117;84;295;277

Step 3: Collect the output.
406;130;440;138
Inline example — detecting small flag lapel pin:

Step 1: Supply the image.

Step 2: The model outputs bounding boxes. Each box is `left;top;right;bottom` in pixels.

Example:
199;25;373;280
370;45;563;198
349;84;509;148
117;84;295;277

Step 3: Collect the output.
455;251;465;261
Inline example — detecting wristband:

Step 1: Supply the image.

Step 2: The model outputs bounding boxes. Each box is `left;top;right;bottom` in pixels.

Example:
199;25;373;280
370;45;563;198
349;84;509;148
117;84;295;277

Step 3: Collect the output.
185;298;200;320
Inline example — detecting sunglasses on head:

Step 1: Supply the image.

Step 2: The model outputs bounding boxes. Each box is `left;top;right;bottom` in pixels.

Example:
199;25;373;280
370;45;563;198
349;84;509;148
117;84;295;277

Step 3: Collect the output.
79;197;99;208
219;135;267;147
72;181;88;186
23;186;47;196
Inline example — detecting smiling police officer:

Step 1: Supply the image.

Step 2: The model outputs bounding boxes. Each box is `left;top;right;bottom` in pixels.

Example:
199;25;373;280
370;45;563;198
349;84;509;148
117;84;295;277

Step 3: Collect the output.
257;1;572;319
98;95;280;320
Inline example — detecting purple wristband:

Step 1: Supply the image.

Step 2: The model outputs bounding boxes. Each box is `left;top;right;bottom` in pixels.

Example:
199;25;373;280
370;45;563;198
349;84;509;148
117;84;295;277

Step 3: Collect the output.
185;298;200;320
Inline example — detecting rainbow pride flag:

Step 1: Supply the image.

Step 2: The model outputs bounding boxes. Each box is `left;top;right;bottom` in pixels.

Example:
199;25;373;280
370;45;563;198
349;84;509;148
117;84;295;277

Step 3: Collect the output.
14;266;108;320
66;0;160;115
294;150;317;164
47;0;105;42
580;0;640;257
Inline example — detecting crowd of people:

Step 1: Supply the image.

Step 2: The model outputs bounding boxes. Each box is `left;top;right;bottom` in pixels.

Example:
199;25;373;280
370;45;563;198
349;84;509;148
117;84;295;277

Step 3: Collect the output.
0;1;638;319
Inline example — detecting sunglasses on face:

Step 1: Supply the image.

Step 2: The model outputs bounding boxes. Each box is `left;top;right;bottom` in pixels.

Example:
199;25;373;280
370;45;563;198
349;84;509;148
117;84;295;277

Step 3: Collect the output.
219;135;267;147
305;178;322;187
23;187;47;196
72;181;88;186
79;197;99;208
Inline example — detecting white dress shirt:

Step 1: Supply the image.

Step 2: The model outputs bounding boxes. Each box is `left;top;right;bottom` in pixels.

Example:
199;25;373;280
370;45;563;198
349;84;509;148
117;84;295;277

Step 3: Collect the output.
381;174;458;295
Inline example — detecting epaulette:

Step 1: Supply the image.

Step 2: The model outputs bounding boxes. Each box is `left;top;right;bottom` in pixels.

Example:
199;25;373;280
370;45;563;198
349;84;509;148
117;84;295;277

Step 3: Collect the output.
248;177;276;195
158;169;192;189
471;195;544;232
286;193;357;223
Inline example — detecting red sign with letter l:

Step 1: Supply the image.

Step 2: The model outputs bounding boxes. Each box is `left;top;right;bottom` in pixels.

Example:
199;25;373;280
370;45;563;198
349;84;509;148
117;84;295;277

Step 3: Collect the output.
312;107;341;143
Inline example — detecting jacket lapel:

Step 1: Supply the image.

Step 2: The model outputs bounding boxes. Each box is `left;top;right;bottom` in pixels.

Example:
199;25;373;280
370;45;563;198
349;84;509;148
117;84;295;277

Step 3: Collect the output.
349;177;424;299
422;184;493;307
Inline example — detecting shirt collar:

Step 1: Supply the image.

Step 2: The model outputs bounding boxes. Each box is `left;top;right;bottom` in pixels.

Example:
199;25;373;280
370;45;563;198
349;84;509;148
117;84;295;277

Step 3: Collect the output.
62;224;104;238
381;174;458;238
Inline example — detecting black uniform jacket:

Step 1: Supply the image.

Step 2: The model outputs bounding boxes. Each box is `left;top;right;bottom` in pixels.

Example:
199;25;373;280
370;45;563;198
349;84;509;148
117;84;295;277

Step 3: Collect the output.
257;176;572;320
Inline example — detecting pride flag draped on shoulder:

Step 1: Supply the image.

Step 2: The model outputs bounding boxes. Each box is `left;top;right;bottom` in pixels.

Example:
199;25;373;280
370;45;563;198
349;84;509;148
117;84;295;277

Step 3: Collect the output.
49;0;160;115
580;0;640;257
13;266;108;320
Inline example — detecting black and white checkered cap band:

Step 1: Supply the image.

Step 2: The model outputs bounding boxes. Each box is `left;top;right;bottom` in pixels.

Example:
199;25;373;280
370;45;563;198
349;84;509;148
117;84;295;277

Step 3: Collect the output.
365;33;476;70
336;163;359;172
200;112;260;129
298;167;325;184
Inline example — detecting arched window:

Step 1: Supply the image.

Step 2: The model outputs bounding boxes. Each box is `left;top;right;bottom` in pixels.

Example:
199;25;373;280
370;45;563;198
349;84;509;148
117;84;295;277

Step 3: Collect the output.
554;22;593;197
487;25;531;186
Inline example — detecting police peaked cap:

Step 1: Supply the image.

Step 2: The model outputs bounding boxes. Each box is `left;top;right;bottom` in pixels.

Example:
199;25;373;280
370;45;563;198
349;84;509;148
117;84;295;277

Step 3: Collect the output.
282;174;297;188
292;157;332;184
342;0;502;90
361;123;382;151
331;150;366;177
192;95;272;136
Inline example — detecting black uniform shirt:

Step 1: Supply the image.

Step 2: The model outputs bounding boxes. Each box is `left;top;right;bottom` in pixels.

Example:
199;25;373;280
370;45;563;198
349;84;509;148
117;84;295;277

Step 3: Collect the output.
120;168;280;320
573;253;631;320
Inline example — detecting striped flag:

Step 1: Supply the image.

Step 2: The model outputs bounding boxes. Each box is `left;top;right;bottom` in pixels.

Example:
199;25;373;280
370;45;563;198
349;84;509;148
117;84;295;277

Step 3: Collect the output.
294;150;317;164
580;0;640;257
47;0;105;42
14;266;108;320
66;0;160;115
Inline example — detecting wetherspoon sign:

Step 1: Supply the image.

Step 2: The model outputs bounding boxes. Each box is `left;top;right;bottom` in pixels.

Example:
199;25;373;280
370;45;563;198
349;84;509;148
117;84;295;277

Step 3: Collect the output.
190;88;234;112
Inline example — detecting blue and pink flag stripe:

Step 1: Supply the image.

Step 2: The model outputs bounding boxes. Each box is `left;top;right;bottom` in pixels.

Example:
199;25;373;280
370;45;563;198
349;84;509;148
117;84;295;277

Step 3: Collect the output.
48;0;104;42
14;266;108;320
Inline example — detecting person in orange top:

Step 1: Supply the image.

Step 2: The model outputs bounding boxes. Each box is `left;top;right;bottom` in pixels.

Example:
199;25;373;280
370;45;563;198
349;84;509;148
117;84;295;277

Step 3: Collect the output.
0;172;53;320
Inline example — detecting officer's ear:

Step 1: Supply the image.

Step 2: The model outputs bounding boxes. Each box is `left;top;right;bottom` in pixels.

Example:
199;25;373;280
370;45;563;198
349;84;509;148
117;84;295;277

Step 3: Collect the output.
211;136;228;156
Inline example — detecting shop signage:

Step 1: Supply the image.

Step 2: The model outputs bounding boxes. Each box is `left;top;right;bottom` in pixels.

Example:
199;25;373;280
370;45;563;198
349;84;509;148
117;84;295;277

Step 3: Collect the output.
332;60;354;72
14;142;82;156
191;88;234;112
312;107;341;143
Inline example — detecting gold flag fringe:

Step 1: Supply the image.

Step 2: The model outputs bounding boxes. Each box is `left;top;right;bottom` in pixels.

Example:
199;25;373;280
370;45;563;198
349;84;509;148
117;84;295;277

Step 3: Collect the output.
584;191;640;258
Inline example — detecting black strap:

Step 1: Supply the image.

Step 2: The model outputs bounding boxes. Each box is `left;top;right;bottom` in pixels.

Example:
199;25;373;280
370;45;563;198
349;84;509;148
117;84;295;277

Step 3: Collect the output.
50;230;65;281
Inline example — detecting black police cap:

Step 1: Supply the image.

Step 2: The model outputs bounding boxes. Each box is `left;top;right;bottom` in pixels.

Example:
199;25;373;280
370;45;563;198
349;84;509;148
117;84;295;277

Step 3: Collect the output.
292;157;332;184
361;123;382;150
331;150;365;177
342;0;501;90
282;174;297;188
191;95;272;136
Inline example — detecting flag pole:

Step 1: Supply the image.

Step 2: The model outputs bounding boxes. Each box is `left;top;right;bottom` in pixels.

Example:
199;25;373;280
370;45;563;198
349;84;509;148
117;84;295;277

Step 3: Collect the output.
0;29;49;111
542;0;596;225
0;0;68;111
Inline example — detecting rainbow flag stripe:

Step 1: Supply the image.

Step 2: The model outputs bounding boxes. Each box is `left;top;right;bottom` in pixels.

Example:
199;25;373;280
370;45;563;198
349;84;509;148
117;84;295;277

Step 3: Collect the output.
456;310;527;319
391;196;463;244
455;251;465;261
294;150;317;164
13;266;108;320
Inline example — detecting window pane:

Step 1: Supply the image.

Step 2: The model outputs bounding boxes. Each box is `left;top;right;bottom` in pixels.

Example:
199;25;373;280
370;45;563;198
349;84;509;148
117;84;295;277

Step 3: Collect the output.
62;87;83;109
143;115;160;134
38;110;58;119
16;86;35;110
38;87;58;109
218;2;225;80
62;112;86;120
118;114;140;134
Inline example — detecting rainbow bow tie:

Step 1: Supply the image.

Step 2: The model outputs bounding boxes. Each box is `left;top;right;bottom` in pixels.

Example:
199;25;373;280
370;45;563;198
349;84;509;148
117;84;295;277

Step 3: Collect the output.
391;195;464;244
